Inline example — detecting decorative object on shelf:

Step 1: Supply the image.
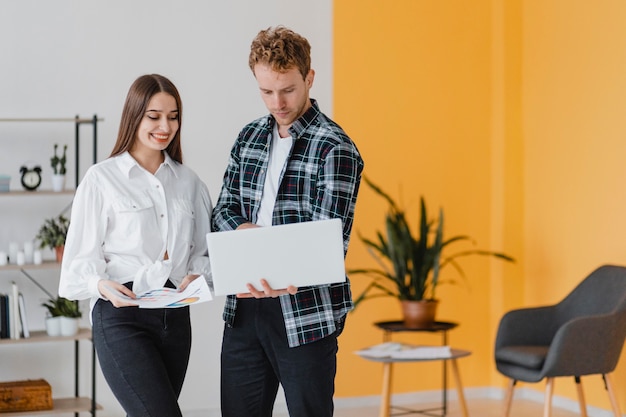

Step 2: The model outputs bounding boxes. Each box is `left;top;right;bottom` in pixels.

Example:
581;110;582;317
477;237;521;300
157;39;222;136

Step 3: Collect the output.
44;316;61;337
33;249;43;265
19;164;42;191
0;379;53;412
23;240;34;264
35;214;69;262
349;176;515;327
50;143;68;192
0;251;7;266
8;242;19;265
15;251;25;266
0;174;9;192
41;296;81;337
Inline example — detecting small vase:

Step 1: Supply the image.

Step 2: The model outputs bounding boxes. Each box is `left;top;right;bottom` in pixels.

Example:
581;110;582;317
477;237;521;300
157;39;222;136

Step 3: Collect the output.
54;246;65;263
59;317;79;336
45;316;61;337
51;174;66;192
401;299;439;328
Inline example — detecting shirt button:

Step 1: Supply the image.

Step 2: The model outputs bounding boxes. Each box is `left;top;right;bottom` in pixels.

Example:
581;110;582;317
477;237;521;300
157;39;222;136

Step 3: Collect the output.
156;185;160;189
160;214;164;218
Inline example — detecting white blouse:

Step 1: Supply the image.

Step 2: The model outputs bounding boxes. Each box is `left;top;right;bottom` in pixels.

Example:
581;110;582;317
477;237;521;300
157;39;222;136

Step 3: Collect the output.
59;151;212;312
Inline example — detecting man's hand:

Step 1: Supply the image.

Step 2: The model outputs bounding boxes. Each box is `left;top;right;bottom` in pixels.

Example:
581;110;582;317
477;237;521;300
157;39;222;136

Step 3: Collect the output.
236;222;260;230
233;224;297;297
237;278;298;298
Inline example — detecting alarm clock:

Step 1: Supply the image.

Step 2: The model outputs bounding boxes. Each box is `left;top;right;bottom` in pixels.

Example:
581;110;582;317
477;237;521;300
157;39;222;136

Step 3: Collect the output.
20;165;42;191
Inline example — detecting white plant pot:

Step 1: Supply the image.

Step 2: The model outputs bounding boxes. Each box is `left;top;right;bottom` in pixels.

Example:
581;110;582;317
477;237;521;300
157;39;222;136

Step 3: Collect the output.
51;174;66;192
45;316;61;337
59;316;79;336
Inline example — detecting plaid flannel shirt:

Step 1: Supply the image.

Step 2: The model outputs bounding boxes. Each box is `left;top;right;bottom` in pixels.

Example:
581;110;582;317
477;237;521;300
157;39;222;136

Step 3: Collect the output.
212;99;364;347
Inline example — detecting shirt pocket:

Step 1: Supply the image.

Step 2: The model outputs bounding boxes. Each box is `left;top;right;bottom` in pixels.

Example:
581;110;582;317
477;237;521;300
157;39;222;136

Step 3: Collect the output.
171;198;196;243
113;195;155;213
111;196;158;243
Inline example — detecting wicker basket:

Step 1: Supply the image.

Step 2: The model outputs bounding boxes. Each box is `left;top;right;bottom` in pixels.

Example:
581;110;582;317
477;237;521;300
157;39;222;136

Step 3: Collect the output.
0;379;53;412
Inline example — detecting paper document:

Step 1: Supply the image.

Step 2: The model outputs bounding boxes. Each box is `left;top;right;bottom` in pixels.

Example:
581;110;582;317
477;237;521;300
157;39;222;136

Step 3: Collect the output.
206;219;346;296
356;342;452;359
106;276;213;308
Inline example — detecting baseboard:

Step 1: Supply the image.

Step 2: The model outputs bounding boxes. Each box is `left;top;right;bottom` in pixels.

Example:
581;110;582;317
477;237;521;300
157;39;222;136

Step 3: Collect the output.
183;386;621;417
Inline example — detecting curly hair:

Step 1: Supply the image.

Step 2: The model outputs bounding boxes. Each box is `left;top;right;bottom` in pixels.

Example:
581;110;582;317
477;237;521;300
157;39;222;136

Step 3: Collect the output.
249;26;311;79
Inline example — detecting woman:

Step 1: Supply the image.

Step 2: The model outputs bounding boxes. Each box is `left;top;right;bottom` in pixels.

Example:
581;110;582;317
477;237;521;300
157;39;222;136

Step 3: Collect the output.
59;74;212;416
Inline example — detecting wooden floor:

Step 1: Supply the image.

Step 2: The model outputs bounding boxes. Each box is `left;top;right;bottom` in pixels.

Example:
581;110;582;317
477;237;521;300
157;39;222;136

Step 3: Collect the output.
330;398;583;417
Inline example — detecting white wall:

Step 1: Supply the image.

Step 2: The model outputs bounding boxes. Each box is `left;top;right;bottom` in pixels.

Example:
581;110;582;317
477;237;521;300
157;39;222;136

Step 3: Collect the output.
0;1;332;415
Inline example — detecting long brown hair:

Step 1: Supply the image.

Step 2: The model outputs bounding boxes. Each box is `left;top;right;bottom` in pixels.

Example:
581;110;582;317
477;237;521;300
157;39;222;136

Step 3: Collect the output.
110;74;183;163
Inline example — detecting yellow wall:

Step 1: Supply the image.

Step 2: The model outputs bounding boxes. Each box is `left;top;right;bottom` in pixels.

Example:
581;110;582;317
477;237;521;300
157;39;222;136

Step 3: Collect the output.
334;0;626;411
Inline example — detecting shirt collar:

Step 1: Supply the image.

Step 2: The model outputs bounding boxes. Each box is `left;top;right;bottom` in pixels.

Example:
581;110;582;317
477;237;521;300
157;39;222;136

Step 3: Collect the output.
116;151;180;179
263;98;320;140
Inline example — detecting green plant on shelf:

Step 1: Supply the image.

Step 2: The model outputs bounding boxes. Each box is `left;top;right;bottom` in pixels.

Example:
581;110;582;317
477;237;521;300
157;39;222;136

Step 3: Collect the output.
41;296;82;318
50;143;68;175
36;214;69;251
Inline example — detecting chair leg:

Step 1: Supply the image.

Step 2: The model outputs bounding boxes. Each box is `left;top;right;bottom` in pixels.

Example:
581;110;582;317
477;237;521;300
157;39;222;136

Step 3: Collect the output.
574;376;588;417
543;377;554;417
603;373;622;417
503;379;516;417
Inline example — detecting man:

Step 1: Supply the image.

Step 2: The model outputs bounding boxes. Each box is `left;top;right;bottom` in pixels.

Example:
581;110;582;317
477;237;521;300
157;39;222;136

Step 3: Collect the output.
212;26;364;417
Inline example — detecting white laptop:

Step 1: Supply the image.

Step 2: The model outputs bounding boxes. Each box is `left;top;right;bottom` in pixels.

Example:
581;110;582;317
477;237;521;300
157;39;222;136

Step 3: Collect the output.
206;218;346;296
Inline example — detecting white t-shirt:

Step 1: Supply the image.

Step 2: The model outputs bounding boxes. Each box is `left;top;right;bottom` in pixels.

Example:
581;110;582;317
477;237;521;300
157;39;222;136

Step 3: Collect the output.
256;124;294;227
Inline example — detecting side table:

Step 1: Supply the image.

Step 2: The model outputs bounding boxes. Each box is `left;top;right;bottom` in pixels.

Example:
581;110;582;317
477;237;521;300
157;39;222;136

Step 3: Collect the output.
358;347;471;417
374;321;462;416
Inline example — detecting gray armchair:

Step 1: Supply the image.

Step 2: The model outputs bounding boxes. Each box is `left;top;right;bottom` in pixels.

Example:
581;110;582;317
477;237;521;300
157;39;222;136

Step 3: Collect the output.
494;264;626;417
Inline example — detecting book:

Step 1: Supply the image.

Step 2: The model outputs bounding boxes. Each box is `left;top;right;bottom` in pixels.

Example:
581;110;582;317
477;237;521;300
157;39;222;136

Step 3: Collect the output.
0;294;8;339
18;293;29;338
10;282;20;339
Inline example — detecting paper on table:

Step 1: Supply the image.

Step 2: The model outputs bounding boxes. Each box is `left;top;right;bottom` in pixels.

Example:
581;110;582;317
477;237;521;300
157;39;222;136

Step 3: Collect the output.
106;276;213;308
392;345;452;359
356;342;452;359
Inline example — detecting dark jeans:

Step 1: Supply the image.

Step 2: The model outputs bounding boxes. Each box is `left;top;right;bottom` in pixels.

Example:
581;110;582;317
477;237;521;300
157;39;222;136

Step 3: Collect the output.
220;297;338;417
92;288;191;417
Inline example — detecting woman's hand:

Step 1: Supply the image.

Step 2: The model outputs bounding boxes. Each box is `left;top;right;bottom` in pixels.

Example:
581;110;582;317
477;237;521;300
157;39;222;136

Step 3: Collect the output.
178;274;200;292
98;279;138;308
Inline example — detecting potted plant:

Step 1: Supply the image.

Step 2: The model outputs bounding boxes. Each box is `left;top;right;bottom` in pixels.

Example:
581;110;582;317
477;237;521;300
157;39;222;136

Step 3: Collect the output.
35;214;69;262
41;296;81;336
50;143;68;191
350;177;515;327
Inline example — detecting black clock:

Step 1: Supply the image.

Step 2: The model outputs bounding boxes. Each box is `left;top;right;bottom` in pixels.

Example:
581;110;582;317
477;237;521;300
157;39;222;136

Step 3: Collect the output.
20;165;42;191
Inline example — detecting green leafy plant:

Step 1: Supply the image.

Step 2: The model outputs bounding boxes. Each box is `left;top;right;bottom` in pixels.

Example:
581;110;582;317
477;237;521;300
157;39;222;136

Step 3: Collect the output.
36;214;69;250
350;176;515;307
42;296;81;318
50;143;68;175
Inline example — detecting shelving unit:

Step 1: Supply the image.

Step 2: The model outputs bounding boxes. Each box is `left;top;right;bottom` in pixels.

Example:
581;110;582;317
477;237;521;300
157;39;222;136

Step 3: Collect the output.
0;261;59;272
0;116;101;415
0;115;100;191
0;330;101;416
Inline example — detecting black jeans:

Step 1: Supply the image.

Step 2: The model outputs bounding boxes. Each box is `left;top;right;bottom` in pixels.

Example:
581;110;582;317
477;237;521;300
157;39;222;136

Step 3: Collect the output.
92;289;191;417
220;297;338;417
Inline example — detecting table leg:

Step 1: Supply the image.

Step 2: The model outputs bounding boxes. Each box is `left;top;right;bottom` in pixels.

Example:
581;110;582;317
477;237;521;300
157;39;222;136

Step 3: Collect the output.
383;330;391;343
442;331;448;414
380;362;393;417
450;359;469;417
